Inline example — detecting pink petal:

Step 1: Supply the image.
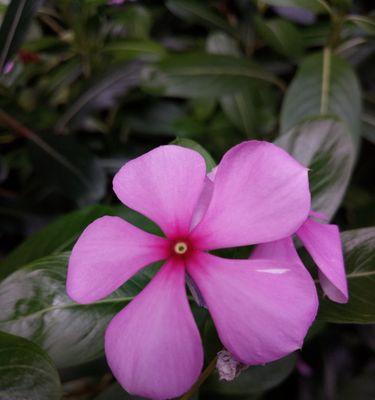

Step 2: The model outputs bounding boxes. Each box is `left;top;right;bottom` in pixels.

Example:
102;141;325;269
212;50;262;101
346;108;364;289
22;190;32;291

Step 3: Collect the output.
113;145;206;238
187;252;318;365
105;258;203;399
190;177;214;230
250;236;301;263
190;141;311;249
297;219;348;303
67;216;168;304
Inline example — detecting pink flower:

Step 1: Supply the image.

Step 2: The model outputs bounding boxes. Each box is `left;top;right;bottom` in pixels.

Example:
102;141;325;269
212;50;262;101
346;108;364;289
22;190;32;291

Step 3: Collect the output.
67;141;318;399
250;211;349;303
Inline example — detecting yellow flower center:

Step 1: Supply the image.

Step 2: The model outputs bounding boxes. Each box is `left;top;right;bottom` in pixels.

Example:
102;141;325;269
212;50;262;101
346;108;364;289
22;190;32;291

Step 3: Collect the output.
174;242;188;255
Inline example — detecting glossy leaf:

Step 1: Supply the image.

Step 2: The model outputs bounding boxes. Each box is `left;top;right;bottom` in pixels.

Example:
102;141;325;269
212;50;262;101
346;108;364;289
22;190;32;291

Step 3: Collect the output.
280;51;362;144
318;228;375;323
29;134;106;206
155;53;284;98
204;353;297;396
0;0;44;71
0;331;61;400
0;253;159;367
254;16;305;58
55;61;144;132
276;118;356;220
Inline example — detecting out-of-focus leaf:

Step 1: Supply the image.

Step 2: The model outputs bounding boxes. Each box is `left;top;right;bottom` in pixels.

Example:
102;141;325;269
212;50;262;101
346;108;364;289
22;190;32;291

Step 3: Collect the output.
93;383;132;400
318;228;375;323
103;40;166;62
111;4;152;40
172;137;216;171
0;204;160;280
276;118;356;220
166;0;238;37
204;353;297;396
0;252;158;367
0;0;44;71
29;134;106;206
254;16;305;58
0;331;61;400
55;61;144;132
280;51;362;145
206;31;241;56
338;369;375;400
259;0;328;13
154;53;284;98
347;15;375;36
273;5;316;25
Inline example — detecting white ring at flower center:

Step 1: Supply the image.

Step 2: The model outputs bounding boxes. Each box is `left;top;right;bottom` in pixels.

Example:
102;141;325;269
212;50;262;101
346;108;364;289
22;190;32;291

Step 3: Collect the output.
174;242;188;255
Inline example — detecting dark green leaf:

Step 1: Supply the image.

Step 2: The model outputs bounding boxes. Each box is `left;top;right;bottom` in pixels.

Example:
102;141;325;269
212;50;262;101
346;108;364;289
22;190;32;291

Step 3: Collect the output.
166;0;237;37
318;227;375;323
0;0;44;71
204;353;297;396
172;137;216;172
280;51;362;145
0;252;158;367
0;204;160;280
276;118;356;220
93;383;131;400
346;15;375;35
111;5;152;40
0;331;61;400
206;31;241;57
29;134;106;206
55;61;144;132
103;40;166;62
254;17;305;58
154;53;284;98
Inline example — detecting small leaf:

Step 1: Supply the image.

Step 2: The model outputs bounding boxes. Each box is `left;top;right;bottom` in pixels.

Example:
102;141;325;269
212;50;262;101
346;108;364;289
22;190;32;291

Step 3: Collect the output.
276;118;356;220
254;16;305;58
154;53;284;98
0;0;44;71
0;252;158;367
280;50;362;145
28;134;106;206
0;331;61;400
318;228;375;323
55;61;144;132
166;0;237;37
172;137;216;171
259;0;329;13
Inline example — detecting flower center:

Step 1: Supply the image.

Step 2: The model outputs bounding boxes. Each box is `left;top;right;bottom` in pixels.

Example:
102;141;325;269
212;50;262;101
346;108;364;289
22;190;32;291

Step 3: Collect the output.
174;241;188;255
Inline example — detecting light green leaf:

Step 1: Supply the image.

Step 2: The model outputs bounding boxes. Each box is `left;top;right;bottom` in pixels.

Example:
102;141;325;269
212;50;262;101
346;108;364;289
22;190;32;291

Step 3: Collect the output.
0;331;62;400
276;118;356;220
318;227;375;323
280;50;362;145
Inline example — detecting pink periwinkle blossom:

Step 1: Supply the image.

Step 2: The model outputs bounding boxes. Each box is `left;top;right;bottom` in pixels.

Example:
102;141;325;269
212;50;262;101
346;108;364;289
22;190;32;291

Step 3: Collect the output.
67;141;319;399
250;211;349;304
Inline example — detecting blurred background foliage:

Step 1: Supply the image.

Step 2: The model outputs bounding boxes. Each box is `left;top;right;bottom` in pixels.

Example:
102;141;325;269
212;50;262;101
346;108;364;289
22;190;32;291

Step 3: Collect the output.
0;0;374;399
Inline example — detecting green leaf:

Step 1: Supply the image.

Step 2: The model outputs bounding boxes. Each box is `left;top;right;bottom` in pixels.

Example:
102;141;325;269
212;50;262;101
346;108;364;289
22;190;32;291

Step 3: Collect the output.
0;204;159;280
254;17;305;58
0;0;44;71
154;53;284;98
166;0;237;37
103;40;166;62
347;15;375;36
0;252;158;367
93;383;132;400
0;331;61;400
172;138;216;171
204;353;297;396
318;227;375;323
111;5;152;40
259;0;329;13
280;50;362;145
29;134;106;206
55;61;144;132
276;118;356;220
206;31;241;57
